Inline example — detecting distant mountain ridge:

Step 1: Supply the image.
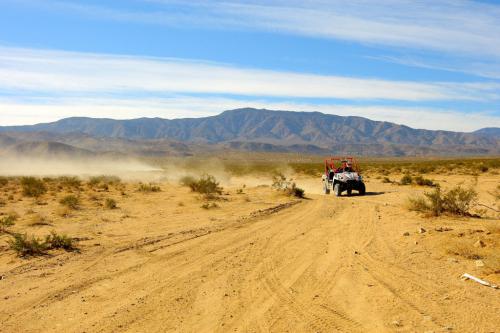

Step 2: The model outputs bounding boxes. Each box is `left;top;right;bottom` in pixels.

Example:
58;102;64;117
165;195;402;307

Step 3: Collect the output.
0;108;499;156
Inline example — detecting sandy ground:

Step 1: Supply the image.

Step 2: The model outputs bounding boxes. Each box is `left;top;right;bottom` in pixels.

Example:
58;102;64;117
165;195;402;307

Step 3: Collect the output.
0;173;499;332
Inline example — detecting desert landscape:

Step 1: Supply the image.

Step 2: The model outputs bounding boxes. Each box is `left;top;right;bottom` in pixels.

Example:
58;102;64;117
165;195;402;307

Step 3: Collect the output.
0;156;498;332
2;1;500;332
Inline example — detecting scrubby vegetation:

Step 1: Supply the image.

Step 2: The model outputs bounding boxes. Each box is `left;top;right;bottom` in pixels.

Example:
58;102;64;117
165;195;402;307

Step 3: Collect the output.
138;183;161;193
181;174;223;197
271;173;305;198
400;174;413;185
7;231;76;257
21;177;47;197
407;186;478;217
105;198;117;209
59;195;80;209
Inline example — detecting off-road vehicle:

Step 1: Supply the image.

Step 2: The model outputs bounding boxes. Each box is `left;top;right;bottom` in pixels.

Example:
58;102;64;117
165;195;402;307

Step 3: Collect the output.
322;156;366;196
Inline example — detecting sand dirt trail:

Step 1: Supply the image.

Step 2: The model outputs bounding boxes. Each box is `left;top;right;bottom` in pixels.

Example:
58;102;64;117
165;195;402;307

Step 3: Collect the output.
0;177;499;332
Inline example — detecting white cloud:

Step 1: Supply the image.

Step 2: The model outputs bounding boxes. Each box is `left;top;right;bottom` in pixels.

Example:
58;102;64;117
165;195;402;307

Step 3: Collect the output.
1;95;499;132
1;46;499;101
38;0;500;58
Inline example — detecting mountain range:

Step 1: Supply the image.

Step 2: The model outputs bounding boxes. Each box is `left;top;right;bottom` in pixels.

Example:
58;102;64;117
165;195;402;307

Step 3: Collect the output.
0;108;498;157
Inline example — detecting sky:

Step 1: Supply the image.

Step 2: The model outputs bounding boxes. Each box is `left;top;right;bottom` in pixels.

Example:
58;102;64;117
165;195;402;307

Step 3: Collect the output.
0;0;499;131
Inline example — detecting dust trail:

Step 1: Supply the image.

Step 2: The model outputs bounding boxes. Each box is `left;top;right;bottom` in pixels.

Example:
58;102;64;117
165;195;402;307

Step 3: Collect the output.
0;156;165;182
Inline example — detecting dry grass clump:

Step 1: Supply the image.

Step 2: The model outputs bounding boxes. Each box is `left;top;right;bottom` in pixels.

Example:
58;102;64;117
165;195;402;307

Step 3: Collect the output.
407;186;478;217
7;231;76;257
29;213;51;226
105;198;117;209
21;177;47;197
57;176;82;189
272;173;305;198
413;175;436;187
400;174;413;185
138;183;161;193
88;175;121;191
59;195;80;209
381;177;393;183
0;214;17;232
181;175;222;198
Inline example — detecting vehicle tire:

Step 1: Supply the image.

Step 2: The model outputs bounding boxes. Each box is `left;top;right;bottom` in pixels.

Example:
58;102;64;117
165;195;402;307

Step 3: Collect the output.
334;183;341;197
358;182;366;196
347;189;352;196
323;182;330;194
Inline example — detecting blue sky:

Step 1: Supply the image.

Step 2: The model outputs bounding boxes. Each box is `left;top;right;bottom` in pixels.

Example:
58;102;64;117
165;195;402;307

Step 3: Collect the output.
0;0;499;131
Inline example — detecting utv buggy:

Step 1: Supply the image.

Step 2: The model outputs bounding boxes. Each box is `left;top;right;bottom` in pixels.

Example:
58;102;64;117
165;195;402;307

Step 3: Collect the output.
322;156;366;196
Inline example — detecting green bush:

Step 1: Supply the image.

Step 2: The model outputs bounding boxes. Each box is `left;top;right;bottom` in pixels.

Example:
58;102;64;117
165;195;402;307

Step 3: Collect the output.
183;175;222;196
413;175;436;187
59;195;79;209
44;231;75;251
105;198;117;209
57;176;81;189
21;177;47;197
400;174;413;185
8;233;47;257
407;186;477;217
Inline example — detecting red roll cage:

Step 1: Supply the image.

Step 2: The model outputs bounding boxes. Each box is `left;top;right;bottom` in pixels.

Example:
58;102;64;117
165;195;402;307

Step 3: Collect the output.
324;156;360;176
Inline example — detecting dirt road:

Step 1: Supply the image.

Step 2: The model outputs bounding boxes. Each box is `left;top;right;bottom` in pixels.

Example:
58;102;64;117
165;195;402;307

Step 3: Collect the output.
1;179;499;332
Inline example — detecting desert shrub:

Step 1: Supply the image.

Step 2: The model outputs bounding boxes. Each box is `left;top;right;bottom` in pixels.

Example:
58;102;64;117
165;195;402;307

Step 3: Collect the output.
382;177;392;183
29;213;51;226
184;175;222;196
57;176;81;189
0;214;16;233
407;195;429;213
236;188;244;194
291;186;305;198
138;183;161;192
272;173;289;190
59;195;79;209
442;186;478;216
44;231;75;251
0;176;8;187
271;172;305;198
400;174;413;185
413;175;436;187
105;198;117;209
88;176;121;191
21;177;47;197
8;233;47;257
478;164;489;173
407;186;477;217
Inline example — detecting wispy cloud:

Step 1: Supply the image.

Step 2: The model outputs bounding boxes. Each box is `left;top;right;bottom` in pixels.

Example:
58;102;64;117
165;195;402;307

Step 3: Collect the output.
1;95;499;132
29;0;500;58
1;46;499;102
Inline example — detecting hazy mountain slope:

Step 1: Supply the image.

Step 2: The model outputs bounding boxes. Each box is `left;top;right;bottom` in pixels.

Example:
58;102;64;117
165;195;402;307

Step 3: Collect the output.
0;108;498;156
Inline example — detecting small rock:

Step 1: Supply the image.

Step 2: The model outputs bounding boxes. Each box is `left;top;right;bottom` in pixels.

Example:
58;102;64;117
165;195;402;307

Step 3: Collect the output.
391;320;402;327
475;260;485;267
473;240;485;248
403;232;410;236
447;258;458;263
418;227;426;234
435;226;443;232
354;251;360;255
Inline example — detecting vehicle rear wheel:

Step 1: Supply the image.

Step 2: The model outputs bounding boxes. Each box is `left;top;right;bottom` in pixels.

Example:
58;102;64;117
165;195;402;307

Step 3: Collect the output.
358;182;366;196
334;183;341;197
